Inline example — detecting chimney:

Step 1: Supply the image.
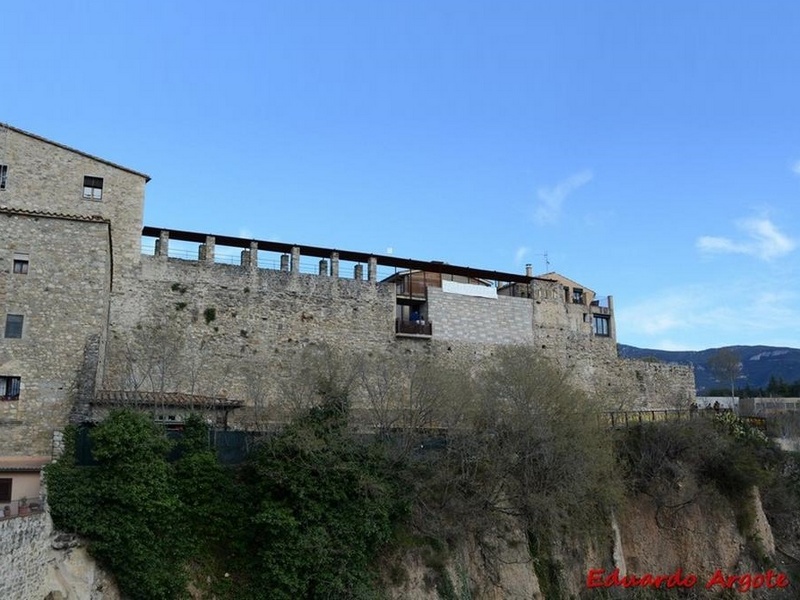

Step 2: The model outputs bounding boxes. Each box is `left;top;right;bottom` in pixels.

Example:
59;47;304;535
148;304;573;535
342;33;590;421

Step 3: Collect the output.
525;263;533;277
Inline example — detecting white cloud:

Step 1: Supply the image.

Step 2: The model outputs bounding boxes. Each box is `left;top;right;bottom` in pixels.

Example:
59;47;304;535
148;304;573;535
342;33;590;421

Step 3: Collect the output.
792;160;800;175
696;217;795;261
534;170;593;224
696;236;746;255
514;246;529;264
239;228;254;239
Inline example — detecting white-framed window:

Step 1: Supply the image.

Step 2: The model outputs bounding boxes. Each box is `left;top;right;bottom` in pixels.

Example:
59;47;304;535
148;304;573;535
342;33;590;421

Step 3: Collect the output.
13;253;29;275
0;376;21;401
83;175;103;200
4;314;23;339
0;164;7;190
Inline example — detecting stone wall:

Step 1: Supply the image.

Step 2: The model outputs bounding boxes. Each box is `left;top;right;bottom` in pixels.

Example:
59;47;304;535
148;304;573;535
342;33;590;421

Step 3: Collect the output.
103;255;397;413
0;212;111;455
100;254;694;414
0;512;50;599
0;512;120;600
588;357;697;410
531;278;616;358
0;125;147;279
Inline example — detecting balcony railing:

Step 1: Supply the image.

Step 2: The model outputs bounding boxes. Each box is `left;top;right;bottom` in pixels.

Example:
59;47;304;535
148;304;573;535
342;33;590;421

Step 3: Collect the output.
395;319;433;336
1;496;45;519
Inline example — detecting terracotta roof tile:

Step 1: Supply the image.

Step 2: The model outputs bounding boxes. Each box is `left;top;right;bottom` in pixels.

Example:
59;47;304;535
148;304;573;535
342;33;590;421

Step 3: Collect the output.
93;390;244;409
0;456;51;471
0;205;109;223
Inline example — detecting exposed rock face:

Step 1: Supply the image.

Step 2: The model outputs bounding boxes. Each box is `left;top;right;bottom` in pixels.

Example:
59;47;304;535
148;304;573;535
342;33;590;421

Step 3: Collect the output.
1;485;786;599
750;486;776;557
617;493;745;581
385;488;788;599
42;544;121;600
0;511;120;600
387;523;543;600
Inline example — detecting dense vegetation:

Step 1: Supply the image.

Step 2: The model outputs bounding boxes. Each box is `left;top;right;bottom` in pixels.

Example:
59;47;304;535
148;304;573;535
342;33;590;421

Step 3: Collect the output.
708;375;800;399
45;347;800;599
47;407;406;599
46;411;189;599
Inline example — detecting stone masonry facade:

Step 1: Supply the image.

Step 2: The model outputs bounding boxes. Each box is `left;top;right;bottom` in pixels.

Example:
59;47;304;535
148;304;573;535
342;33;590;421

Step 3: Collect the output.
0;122;696;457
426;287;535;345
0;512;50;600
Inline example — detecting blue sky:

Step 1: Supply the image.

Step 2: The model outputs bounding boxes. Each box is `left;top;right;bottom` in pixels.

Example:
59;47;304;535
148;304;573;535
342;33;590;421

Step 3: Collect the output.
3;1;799;351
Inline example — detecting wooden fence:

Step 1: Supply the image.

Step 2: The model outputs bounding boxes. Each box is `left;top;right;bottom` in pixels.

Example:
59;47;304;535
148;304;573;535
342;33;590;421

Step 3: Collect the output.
599;409;766;430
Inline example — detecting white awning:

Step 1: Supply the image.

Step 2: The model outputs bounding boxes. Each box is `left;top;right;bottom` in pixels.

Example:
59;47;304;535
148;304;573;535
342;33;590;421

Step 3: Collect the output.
442;280;497;299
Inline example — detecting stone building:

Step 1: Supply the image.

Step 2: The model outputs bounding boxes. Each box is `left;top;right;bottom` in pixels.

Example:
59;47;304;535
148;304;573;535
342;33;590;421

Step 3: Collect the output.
0;123;696;492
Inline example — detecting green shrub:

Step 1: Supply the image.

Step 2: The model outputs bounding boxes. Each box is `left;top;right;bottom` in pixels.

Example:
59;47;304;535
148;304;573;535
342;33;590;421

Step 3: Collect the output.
233;397;408;599
46;411;187;600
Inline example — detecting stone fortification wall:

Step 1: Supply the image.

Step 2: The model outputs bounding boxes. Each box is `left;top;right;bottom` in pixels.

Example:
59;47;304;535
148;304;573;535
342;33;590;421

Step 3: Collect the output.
531;278;616;359
524;278;656;404
103;254;692;415
586;357;696;410
393;339;694;411
104;255;397;410
426;286;534;344
0;125;147;278
0;213;111;455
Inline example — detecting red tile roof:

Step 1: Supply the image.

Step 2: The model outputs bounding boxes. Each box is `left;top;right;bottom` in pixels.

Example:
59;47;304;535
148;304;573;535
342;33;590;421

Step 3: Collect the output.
93;390;244;409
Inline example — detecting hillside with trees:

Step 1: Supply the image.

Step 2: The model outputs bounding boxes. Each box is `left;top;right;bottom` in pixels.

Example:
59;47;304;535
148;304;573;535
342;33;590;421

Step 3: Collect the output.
618;344;800;395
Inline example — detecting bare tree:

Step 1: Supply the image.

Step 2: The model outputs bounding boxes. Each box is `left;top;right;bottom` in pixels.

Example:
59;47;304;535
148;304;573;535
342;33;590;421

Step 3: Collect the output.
707;348;742;401
413;346;620;541
241;360;273;431
114;317;187;393
357;352;470;460
278;343;357;419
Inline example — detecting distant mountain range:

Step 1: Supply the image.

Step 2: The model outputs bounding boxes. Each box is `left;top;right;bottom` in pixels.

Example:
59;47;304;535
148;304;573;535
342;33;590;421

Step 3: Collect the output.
617;345;800;393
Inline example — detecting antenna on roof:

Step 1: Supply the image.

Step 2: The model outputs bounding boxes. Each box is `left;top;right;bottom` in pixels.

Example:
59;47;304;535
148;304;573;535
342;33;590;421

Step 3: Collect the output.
532;251;549;273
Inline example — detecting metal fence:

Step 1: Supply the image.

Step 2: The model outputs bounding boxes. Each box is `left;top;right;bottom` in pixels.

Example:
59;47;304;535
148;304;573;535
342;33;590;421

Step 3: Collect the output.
73;425;270;466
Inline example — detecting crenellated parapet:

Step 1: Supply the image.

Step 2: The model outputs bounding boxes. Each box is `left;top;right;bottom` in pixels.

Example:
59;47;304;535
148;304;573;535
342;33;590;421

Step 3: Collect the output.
0;124;695;464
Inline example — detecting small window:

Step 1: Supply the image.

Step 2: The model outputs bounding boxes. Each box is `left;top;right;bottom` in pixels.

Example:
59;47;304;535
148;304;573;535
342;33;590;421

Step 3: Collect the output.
83;176;103;200
0;376;21;401
4;314;23;339
13;253;29;275
0;165;7;190
593;315;610;337
0;478;11;503
572;288;584;304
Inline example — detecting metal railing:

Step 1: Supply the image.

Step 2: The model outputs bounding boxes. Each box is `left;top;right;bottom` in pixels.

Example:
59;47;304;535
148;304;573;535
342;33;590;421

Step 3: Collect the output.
395;319;433;336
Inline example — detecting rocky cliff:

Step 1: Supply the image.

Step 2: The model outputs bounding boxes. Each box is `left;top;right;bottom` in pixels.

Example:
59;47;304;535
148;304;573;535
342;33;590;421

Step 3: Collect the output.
384;487;792;599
